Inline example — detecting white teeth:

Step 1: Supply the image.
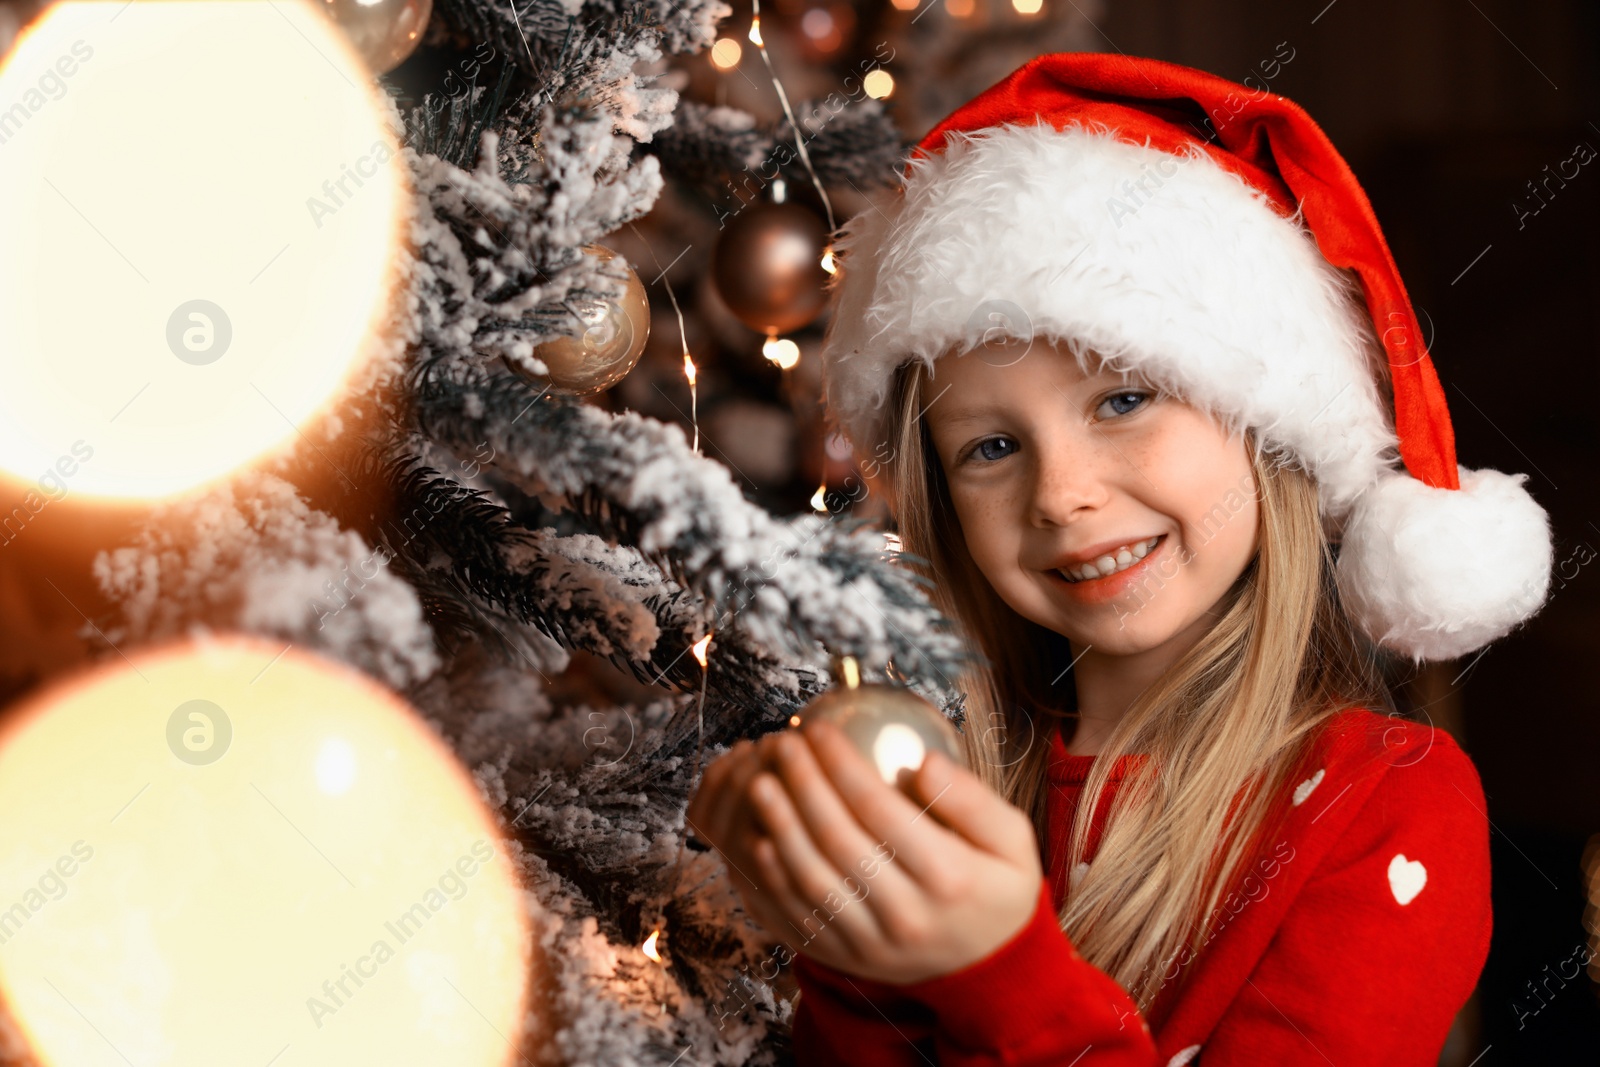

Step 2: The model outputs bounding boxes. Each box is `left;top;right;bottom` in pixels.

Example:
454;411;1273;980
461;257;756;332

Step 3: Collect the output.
1057;536;1162;583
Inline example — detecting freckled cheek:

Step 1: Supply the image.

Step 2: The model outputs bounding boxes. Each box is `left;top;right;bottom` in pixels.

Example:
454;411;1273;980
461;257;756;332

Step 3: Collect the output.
950;489;1024;572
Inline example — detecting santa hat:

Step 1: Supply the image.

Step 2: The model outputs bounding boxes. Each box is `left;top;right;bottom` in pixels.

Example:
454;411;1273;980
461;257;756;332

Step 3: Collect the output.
818;52;1553;664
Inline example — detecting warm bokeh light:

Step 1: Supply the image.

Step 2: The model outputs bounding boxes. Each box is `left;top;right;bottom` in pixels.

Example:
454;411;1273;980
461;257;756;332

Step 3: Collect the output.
709;36;742;69
872;722;927;782
1013;0;1045;13
946;0;975;16
889;0;919;8
0;636;532;1065
763;335;800;369
863;69;894;99
0;0;406;500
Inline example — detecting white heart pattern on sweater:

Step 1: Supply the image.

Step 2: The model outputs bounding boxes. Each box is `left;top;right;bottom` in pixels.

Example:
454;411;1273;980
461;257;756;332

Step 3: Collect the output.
1166;1044;1202;1066
1291;768;1325;806
1387;853;1427;905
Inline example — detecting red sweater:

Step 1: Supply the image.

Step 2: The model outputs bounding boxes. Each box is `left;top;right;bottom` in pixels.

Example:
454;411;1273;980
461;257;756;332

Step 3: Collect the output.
790;708;1492;1065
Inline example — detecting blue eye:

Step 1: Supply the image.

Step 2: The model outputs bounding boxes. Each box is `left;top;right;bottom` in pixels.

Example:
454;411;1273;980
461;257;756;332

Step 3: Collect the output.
970;437;1017;463
1100;390;1151;418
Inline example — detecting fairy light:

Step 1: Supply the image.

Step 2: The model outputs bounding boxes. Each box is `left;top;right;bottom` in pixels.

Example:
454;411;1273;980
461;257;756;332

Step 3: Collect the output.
684;353;700;453
624;221;700;455
810;484;828;512
641;929;663;962
820;245;838;273
710;37;743;69
747;0;835;233
839;654;861;689
863;69;895;99
763;335;800;370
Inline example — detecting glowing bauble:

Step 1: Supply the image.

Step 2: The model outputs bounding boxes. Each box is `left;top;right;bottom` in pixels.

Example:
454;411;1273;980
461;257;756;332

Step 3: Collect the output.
711;201;832;335
0;636;532;1066
319;0;433;75
0;0;406;501
796;665;962;791
525;244;651;396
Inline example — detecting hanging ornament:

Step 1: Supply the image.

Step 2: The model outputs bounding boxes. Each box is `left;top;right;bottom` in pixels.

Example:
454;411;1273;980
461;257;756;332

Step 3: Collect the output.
527;244;652;397
711;198;832;336
793;654;962;793
320;0;432;75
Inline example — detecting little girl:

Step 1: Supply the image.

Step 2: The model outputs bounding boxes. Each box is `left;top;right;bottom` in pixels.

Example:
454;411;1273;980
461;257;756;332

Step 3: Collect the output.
686;52;1554;1064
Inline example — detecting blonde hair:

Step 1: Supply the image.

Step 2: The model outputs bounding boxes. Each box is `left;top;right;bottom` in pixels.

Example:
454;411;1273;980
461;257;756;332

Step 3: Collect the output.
884;356;1395;1019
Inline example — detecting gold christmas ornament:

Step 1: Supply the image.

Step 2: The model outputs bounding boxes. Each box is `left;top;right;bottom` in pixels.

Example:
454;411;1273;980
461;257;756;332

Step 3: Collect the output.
320;0;432;75
795;655;962;792
711;200;832;335
530;244;652;396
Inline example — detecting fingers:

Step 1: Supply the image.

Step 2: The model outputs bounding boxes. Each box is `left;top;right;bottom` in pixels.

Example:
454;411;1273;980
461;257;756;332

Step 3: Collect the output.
745;764;888;958
686;741;759;853
907;747;1040;870
793;719;973;891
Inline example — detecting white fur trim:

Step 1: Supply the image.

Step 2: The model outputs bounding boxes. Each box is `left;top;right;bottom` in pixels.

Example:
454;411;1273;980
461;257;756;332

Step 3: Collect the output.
1334;465;1554;661
820;121;1401;519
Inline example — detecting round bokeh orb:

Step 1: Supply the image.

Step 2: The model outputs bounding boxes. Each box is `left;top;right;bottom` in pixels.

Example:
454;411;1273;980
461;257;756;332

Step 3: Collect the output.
0;635;533;1065
0;0;407;501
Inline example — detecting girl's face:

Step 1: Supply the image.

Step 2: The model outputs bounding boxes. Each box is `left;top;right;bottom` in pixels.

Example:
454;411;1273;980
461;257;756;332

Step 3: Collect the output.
923;338;1261;657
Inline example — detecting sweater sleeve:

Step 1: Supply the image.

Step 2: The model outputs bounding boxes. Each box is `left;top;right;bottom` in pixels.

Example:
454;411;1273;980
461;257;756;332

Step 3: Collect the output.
791;722;1493;1066
1201;732;1494;1064
791;877;1160;1066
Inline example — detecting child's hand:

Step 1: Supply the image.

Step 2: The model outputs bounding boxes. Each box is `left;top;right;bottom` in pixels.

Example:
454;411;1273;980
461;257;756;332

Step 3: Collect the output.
685;718;1044;985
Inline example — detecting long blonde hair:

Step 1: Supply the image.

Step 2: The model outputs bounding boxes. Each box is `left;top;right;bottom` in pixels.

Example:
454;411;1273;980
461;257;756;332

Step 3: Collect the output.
884;355;1395;1019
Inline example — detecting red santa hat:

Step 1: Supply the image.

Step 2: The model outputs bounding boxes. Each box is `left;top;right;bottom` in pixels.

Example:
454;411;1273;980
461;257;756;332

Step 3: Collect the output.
819;52;1553;663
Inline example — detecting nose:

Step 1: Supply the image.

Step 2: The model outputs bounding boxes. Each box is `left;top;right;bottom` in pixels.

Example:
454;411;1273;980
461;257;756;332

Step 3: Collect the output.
1027;439;1110;528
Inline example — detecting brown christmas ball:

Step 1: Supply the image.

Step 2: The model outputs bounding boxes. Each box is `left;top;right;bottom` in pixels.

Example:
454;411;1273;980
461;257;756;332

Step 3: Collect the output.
530;245;651;396
320;0;432;74
711;201;832;336
796;658;962;792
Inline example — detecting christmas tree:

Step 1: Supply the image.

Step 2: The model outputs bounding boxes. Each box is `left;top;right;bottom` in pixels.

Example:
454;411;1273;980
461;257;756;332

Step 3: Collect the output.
0;0;1098;1061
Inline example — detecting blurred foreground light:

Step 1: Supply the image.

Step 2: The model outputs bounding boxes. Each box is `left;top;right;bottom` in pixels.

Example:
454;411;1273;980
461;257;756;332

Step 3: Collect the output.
0;636;532;1066
709;35;742;69
0;0;406;501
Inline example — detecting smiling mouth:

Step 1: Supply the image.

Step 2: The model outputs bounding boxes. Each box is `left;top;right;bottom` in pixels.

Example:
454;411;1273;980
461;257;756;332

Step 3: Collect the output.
1053;534;1167;584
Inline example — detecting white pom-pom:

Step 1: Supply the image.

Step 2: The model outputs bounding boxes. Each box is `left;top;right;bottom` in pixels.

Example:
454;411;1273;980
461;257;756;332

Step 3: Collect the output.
1334;465;1554;663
